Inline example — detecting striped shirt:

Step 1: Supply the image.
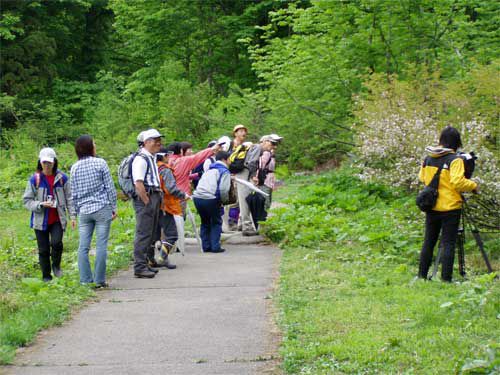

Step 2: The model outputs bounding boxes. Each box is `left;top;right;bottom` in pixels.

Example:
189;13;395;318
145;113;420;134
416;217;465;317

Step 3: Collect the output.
70;157;117;215
132;149;160;189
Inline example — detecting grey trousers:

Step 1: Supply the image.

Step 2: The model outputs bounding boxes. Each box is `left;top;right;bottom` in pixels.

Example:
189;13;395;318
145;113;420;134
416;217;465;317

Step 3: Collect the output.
159;210;178;244
235;169;254;232
133;192;161;272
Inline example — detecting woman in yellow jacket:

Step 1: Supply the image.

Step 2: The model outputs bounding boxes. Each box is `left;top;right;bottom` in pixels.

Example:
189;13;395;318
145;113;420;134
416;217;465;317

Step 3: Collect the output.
418;126;478;282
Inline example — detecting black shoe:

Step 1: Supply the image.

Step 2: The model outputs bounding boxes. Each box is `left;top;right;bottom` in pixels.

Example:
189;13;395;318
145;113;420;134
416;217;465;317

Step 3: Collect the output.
42;276;52;282
203;249;212;253
52;265;63;278
211;248;226;253
94;282;109;289
134;270;156;278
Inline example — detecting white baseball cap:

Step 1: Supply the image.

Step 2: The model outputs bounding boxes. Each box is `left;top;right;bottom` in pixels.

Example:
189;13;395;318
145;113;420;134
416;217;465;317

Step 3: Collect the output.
39;147;56;163
217;136;231;152
137;131;146;143
260;134;283;143
141;129;163;141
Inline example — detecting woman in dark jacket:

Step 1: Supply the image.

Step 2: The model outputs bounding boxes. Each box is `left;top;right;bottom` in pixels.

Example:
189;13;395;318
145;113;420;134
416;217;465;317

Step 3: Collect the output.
417;127;478;282
23;147;75;282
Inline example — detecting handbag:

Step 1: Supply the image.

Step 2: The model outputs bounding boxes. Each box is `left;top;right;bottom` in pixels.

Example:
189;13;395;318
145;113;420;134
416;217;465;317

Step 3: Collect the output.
416;162;443;212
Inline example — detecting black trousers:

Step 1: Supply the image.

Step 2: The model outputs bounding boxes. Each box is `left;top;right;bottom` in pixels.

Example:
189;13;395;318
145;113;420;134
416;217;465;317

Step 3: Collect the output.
418;209;461;282
34;222;63;279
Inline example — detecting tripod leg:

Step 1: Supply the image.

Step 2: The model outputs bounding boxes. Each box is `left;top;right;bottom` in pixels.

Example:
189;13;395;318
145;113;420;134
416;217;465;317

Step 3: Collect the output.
457;230;466;278
471;230;494;273
430;240;442;280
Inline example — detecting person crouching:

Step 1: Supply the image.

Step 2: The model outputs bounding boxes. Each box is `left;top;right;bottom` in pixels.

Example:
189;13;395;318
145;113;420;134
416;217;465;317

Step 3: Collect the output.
193;152;231;253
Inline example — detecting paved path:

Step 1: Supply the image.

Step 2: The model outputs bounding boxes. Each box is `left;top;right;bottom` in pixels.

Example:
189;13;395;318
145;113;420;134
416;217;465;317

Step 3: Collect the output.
3;243;282;375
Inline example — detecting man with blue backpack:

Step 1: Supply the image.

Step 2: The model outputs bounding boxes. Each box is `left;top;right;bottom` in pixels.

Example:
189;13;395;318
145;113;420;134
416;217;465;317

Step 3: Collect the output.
192;151;232;253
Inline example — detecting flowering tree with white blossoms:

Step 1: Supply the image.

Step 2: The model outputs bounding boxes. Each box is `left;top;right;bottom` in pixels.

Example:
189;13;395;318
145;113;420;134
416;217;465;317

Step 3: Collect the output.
353;75;499;202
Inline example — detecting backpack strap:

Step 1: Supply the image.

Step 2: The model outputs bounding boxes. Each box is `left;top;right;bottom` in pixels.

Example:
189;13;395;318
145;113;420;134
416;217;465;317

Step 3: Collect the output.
261;154;272;172
128;152;151;184
35;173;41;189
428;162;444;189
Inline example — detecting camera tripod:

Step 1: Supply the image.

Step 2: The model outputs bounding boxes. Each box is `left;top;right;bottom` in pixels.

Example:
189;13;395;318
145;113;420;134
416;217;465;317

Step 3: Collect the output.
430;202;495;280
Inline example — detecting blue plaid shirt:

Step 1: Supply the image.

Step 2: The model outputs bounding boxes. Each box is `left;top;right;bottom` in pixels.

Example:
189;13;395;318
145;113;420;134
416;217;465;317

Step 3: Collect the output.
70;157;117;215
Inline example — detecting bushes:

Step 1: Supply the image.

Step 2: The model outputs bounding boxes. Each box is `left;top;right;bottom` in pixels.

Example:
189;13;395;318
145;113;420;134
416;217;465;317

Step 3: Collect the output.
353;70;500;198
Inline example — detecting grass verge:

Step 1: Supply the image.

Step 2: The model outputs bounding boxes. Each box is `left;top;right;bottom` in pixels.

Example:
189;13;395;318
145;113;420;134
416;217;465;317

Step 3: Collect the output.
0;201;136;364
264;169;499;374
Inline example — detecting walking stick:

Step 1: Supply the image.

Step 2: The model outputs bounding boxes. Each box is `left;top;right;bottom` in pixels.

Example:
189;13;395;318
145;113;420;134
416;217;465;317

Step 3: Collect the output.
186;205;203;252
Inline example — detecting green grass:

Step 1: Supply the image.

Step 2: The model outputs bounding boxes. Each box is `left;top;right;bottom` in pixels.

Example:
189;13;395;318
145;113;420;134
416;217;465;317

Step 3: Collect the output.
0;201;136;364
263;169;500;374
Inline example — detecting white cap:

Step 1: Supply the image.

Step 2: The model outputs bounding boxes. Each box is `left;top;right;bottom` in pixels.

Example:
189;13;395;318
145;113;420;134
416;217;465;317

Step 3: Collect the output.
260;134;283;143
137;131;146;143
141;129;163;141
217;136;231;152
39;147;56;163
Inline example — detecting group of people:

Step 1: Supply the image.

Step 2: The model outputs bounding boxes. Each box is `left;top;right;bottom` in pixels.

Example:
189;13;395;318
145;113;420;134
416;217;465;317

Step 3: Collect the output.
23;124;282;284
23;123;477;285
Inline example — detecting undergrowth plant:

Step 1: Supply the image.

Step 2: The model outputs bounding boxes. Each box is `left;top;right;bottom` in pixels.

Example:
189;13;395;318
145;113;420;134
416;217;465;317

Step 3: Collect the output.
263;168;499;374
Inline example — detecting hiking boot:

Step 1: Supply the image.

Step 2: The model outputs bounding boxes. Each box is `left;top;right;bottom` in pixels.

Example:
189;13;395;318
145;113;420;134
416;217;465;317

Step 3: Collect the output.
52;265;63;278
147;266;159;274
242;230;259;237
134;270;156;279
94;282;109;289
156;256;177;269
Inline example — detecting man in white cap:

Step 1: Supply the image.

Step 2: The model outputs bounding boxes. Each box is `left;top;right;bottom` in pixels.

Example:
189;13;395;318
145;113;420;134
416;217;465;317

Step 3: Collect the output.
254;134;283;211
131;128;163;278
237;134;282;233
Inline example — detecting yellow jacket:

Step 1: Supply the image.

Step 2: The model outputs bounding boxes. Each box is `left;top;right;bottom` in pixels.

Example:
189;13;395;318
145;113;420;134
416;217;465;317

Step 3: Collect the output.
418;149;477;212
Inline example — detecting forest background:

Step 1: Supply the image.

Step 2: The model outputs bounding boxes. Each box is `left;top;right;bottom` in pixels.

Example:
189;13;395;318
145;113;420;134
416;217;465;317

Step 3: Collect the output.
0;0;499;371
1;0;498;195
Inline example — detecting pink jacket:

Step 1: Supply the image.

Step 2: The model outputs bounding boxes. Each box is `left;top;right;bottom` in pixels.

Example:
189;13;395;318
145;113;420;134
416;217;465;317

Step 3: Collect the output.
169;148;214;194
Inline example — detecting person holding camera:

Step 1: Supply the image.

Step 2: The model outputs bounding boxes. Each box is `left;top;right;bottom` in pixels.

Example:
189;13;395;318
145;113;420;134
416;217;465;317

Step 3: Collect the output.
23;148;75;282
417;126;478;282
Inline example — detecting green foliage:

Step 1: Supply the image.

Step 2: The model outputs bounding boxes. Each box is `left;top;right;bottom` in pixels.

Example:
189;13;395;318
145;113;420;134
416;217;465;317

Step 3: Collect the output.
264;168;499;374
244;0;500;167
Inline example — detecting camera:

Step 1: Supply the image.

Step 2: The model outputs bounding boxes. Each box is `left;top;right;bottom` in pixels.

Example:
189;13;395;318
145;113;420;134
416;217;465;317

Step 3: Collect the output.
457;151;477;179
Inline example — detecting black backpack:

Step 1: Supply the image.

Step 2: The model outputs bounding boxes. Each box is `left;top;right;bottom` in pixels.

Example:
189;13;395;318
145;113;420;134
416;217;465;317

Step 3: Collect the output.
228;144;249;174
416;162;444;213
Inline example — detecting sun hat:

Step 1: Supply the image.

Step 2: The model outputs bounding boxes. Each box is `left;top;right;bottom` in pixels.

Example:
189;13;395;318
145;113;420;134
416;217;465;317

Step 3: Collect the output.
39;147;56;163
232;124;248;135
